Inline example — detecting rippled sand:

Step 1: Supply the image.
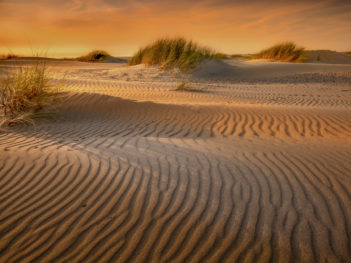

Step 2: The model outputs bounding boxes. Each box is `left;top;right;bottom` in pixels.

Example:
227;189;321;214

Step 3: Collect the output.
0;58;350;262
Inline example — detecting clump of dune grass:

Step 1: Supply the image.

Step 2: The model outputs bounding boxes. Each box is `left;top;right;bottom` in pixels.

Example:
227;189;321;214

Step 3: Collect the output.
129;38;223;72
77;50;111;62
0;61;60;126
173;81;203;92
252;42;306;62
0;54;19;60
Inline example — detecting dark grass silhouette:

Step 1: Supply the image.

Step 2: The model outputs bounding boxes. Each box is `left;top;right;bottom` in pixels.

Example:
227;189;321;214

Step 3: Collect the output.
77;50;111;62
0;54;19;60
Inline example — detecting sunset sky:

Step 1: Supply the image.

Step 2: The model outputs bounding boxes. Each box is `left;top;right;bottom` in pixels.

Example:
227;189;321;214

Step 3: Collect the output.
1;0;351;57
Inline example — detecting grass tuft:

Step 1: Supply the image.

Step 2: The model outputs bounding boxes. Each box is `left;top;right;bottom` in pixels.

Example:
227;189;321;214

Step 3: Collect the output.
252;42;306;62
173;82;203;92
0;61;60;126
129;37;222;72
77;50;110;62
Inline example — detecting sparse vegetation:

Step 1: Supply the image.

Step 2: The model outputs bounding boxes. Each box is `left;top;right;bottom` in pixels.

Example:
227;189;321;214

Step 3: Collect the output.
344;51;351;55
173;81;203;92
252;42;306;62
0;54;19;60
129;37;223;72
0;61;60;125
77;50;110;62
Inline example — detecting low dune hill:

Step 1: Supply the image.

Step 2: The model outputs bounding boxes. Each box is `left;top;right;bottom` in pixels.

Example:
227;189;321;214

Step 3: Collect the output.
306;50;351;64
0;56;351;262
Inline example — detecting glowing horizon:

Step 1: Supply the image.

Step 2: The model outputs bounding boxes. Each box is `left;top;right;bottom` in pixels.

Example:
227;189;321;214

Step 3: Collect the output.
1;0;351;58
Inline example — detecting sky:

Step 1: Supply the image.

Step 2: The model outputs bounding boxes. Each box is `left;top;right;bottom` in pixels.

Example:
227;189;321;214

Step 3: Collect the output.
1;0;351;57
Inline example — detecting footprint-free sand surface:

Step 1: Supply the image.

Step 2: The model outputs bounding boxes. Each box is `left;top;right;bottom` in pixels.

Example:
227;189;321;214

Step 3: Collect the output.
0;58;351;262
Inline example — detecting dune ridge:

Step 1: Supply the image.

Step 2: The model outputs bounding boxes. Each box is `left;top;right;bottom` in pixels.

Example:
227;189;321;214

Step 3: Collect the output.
0;58;351;262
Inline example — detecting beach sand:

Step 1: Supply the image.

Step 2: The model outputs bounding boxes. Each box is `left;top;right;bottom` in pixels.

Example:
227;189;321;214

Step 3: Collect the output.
0;57;350;262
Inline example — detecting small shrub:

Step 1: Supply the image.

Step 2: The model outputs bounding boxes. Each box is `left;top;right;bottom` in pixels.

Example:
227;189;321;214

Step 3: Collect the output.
173;82;203;92
77;50;110;62
129;38;220;72
0;61;60;125
252;42;306;62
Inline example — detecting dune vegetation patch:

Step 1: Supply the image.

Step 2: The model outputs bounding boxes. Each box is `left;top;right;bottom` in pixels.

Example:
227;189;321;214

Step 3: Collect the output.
252;42;306;62
128;37;225;72
77;50;111;62
173;82;204;92
0;61;60;126
0;54;19;60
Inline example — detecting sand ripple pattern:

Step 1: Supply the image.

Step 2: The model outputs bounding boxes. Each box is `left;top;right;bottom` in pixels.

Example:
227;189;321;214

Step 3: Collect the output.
0;140;351;262
59;78;351;109
1;60;351;262
0;91;351;262
22;92;351;140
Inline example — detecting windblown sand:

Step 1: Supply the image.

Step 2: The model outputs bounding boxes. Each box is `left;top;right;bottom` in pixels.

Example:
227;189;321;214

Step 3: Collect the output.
0;58;351;262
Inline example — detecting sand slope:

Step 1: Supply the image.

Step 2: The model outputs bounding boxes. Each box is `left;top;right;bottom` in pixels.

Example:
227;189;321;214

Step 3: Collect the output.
0;59;351;262
306;50;351;64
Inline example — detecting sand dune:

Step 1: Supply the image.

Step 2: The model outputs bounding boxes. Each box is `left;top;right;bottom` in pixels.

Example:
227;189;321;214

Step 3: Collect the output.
193;58;351;82
0;58;351;262
306;50;351;64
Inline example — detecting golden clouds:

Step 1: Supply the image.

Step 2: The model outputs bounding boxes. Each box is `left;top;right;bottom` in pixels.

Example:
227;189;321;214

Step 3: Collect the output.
1;0;351;57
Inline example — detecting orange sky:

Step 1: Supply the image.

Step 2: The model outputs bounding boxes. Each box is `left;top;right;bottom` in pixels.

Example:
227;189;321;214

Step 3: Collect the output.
1;0;351;57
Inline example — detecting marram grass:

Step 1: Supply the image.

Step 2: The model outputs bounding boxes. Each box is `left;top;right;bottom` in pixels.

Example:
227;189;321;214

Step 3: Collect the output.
252;42;306;62
77;50;110;62
0;61;60;126
129;38;225;71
